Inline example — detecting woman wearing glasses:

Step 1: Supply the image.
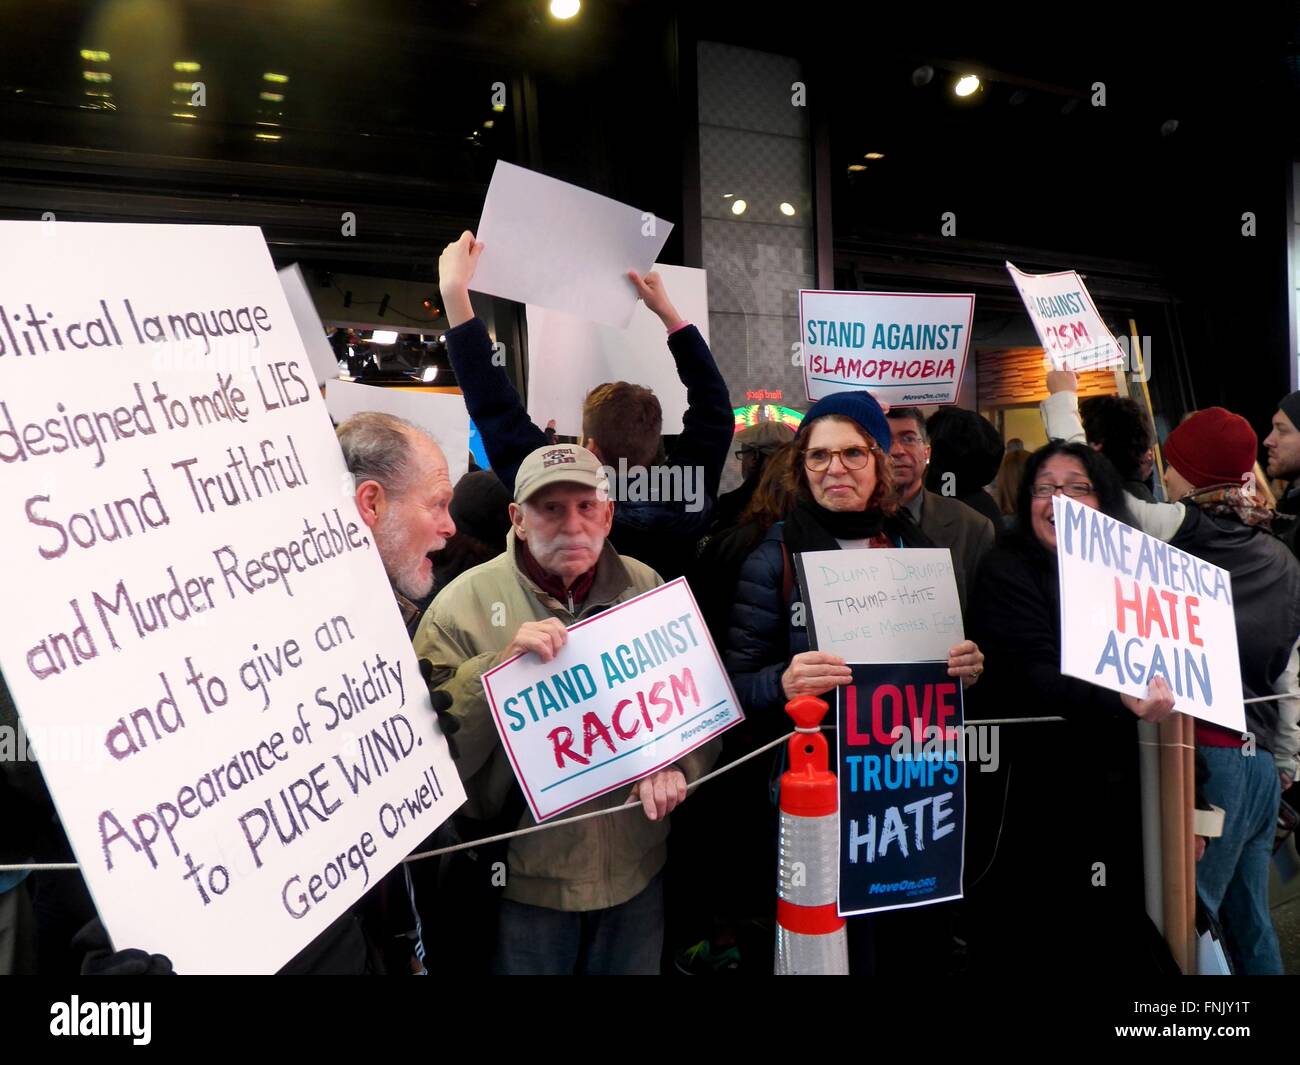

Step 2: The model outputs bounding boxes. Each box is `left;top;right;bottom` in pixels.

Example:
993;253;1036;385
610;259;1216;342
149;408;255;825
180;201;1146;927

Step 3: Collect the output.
964;440;1176;974
718;391;983;973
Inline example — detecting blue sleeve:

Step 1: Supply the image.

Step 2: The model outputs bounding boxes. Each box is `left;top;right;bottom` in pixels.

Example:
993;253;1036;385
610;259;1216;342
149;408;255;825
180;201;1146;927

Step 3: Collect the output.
444;317;547;492
724;538;790;717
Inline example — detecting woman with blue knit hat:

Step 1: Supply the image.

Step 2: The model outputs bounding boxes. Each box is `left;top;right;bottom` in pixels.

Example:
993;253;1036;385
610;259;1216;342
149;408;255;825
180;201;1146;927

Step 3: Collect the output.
715;389;984;973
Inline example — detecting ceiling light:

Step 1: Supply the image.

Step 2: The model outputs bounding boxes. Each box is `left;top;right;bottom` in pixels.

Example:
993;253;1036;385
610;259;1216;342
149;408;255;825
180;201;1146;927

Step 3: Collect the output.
421;366;439;383
173;61;201;73
730;199;747;216
864;152;884;160
955;74;981;97
371;330;398;345
550;0;581;18
779;202;796;216
847;163;867;172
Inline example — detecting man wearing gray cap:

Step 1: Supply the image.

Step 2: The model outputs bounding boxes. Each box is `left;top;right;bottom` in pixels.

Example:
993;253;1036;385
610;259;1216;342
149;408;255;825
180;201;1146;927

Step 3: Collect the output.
414;442;717;974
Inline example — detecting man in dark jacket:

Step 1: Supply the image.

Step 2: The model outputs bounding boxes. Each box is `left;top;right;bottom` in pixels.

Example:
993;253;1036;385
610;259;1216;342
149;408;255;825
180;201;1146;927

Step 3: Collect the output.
436;231;734;581
1265;390;1300;557
886;406;994;612
923;406;1005;527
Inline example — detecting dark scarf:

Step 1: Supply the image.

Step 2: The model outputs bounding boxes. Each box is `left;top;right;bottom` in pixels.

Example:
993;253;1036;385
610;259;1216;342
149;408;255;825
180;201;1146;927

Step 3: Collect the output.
784;498;887;553
516;537;597;606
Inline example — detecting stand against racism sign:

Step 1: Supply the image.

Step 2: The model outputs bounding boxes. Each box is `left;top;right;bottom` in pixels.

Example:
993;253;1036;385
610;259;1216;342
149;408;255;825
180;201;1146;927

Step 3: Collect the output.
1053;495;1246;731
799;547;967;914
836;662;965;914
0;222;465;974
480;578;741;821
1005;261;1127;372
799;290;974;405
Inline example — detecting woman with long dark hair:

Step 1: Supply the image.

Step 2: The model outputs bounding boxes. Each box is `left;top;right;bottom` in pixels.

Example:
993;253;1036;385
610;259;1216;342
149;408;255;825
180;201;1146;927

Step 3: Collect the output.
966;440;1175;973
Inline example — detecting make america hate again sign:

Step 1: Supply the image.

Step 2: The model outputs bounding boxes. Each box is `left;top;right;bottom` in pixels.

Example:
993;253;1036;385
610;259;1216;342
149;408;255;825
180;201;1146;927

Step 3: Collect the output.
0;222;464;974
1053;494;1245;731
480;578;741;821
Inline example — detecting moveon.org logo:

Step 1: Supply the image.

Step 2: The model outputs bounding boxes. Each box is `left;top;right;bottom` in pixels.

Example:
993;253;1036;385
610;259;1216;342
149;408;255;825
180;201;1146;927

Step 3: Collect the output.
50;996;151;1045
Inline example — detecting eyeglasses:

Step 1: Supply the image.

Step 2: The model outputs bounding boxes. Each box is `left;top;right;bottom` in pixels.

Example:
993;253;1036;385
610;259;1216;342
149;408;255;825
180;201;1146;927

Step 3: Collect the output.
893;432;926;448
804;446;874;471
1029;481;1095;498
735;445;779;460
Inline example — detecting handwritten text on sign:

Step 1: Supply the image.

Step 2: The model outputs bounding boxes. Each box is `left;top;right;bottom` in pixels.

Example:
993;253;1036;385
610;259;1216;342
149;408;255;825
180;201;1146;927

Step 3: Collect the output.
837;662;966;915
797;548;963;664
1053;495;1245;731
799;290;975;405
0;222;464;974
480;578;741;821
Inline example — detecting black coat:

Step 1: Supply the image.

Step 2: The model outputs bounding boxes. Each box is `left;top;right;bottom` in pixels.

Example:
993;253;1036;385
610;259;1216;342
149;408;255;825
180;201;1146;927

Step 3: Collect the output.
966;532;1150;969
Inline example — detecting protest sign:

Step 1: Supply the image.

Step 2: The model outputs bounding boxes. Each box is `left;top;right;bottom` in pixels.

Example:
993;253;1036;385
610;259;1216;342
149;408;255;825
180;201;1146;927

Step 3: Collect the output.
480;577;741;822
471;161;674;328
1005;261;1127;371
1053;495;1246;731
0;221;465;974
796;548;963;663
324;379;471;487
277;263;340;389
525;263;708;436
799;290;974;404
837;662;966;914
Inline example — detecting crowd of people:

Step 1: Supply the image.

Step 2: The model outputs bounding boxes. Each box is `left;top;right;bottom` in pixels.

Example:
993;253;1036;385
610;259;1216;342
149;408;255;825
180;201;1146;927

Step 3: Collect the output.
5;228;1300;976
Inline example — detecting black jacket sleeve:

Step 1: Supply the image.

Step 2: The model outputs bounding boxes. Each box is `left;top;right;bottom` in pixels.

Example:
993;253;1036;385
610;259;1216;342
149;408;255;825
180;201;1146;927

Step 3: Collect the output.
444;317;547;493
662;325;734;503
724;537;790;717
969;547;1128;723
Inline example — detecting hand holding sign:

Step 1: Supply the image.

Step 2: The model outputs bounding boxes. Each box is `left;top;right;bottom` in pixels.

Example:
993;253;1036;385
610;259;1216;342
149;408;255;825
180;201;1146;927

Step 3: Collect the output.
781;650;853;700
628;766;688;822
947;640;985;687
1119;674;1177;723
438;230;485;327
627;270;682;330
503;618;569;663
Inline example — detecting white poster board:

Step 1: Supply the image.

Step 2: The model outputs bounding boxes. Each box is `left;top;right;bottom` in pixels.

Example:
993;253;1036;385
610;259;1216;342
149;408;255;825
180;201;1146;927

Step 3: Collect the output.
0;222;465;974
277;263;341;389
1006;261;1127;371
796;549;964;663
1054;495;1246;730
525;264;707;436
325;379;471;487
479;578;741;822
799;290;974;404
471;161;674;328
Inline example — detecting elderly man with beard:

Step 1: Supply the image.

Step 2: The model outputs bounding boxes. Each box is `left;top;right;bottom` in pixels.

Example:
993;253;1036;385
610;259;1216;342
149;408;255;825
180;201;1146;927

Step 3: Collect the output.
415;442;717;974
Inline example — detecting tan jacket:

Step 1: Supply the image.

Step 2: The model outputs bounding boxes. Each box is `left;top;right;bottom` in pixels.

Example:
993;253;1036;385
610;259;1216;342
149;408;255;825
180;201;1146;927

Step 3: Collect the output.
413;530;719;911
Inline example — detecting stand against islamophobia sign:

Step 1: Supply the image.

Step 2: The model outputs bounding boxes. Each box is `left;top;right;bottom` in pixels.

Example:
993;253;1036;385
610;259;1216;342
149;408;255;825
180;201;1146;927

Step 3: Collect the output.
1053;495;1246;731
0;222;465;974
799;290;974;405
1005;261;1127;372
480;578;741;821
797;547;967;914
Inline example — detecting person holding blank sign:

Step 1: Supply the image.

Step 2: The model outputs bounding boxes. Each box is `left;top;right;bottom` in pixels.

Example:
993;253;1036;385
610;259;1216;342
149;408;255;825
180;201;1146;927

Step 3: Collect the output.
436;231;733;582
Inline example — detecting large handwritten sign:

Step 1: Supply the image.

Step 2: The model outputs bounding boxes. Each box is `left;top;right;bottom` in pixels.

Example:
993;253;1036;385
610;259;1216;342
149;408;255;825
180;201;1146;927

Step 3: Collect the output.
0;222;464;974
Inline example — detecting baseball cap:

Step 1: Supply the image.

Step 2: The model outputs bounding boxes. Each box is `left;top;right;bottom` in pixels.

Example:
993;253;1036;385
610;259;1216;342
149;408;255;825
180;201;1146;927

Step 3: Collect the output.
513;443;609;503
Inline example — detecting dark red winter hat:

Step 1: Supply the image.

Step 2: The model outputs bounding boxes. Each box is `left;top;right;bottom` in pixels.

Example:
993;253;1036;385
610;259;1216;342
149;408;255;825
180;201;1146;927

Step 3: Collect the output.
1163;407;1257;489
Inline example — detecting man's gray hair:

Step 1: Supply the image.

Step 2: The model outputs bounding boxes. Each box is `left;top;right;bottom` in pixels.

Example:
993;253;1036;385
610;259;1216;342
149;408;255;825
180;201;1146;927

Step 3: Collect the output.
336;411;425;495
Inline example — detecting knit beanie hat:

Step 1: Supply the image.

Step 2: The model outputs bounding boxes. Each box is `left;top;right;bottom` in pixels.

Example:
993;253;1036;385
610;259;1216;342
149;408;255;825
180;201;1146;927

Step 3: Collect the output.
799;391;892;452
1163;407;1257;489
1278;390;1300;432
